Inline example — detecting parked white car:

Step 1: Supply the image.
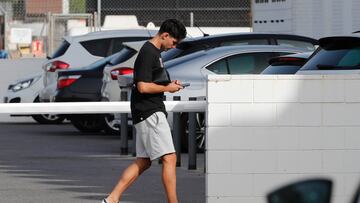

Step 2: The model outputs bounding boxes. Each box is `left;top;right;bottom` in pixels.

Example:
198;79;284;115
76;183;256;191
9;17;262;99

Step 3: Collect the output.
3;73;65;124
39;29;157;102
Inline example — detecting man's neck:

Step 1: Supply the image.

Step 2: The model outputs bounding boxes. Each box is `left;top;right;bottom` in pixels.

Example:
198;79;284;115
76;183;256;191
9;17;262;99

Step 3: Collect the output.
149;36;162;51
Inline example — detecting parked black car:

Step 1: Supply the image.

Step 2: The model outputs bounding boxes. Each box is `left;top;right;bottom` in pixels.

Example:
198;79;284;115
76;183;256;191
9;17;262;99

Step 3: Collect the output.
55;45;137;134
261;52;312;74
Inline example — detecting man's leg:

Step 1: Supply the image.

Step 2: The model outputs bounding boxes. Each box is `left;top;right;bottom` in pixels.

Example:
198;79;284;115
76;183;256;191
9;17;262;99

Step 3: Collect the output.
161;153;178;203
106;158;152;203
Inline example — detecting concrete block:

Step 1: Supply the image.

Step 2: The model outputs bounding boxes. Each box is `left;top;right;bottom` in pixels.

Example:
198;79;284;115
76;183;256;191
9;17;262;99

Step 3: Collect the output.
278;151;322;173
207;151;231;173
323;104;360;126
231;104;276;126
344;151;360;172
298;127;323;149
345;127;360;149
322;150;345;173
207;174;252;196
207;104;231;126
275;127;299;150
345;80;360;102
299;80;322;102
207;79;253;103
254;80;274;103
274;79;302;102
322;127;345;149
322;80;345;102
231;151;278;173
277;104;322;126
206;127;253;150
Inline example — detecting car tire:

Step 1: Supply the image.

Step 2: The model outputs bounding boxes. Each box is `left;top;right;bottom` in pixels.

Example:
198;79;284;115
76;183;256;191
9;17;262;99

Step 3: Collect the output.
180;112;205;153
102;114;120;135
32;97;65;124
31;114;65;124
70;115;103;133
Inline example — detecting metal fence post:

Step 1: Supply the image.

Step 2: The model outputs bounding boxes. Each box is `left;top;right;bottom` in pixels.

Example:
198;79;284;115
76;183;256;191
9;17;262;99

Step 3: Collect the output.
173;96;181;167
188;97;197;170
120;91;128;155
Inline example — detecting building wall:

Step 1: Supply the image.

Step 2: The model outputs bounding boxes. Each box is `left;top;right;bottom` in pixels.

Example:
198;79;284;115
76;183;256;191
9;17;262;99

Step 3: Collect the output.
252;0;360;38
26;0;62;15
206;74;360;203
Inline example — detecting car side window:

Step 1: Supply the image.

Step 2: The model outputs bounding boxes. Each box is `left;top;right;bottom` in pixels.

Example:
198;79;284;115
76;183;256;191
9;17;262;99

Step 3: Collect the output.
277;39;316;51
228;52;280;74
337;47;360;66
80;38;112;57
221;39;269;46
206;59;228;74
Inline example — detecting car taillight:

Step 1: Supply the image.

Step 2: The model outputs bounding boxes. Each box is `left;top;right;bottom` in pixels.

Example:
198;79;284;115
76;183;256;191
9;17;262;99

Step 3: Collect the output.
57;75;80;89
111;67;133;80
48;61;69;72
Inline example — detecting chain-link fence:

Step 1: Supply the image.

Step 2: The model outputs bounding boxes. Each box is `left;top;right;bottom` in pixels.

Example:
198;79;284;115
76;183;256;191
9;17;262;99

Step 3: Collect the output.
87;0;251;27
0;0;251;58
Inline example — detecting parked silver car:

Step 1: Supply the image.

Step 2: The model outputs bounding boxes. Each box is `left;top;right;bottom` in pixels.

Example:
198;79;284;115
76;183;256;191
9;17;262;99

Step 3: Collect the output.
117;45;307;151
297;34;360;75
101;41;146;102
39;29;156;102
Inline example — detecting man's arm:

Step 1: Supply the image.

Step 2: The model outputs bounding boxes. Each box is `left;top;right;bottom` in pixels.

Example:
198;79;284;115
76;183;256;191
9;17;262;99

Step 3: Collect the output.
137;81;183;94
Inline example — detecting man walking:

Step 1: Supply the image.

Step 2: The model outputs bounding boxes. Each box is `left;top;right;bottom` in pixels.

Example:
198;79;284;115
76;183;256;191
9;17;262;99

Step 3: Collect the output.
102;19;187;203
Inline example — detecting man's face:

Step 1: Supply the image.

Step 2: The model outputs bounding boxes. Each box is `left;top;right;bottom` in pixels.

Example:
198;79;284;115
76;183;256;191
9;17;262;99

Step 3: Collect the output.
161;33;179;51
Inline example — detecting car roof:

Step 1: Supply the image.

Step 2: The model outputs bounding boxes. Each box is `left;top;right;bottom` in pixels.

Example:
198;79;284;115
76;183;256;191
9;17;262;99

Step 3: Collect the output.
319;33;360;47
179;32;318;47
63;29;157;43
165;45;306;68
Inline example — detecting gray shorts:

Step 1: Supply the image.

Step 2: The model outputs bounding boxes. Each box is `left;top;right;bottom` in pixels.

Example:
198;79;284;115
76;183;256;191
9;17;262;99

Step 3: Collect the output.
134;111;175;161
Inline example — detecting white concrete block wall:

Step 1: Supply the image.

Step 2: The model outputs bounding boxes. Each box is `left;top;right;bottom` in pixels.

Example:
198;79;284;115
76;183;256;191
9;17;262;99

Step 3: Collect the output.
206;75;360;203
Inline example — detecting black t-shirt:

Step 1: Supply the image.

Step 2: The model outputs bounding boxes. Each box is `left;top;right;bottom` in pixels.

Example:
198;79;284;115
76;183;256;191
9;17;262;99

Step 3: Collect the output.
131;41;168;124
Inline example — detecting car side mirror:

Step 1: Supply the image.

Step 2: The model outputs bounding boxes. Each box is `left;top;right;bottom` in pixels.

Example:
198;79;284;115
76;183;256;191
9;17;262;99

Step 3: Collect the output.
267;179;332;203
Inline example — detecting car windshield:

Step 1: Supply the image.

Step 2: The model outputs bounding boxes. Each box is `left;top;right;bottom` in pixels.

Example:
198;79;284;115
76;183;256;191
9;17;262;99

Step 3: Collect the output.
301;43;360;70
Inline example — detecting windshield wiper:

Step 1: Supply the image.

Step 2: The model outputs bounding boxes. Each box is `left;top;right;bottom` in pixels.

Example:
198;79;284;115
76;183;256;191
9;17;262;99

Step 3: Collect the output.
317;64;360;70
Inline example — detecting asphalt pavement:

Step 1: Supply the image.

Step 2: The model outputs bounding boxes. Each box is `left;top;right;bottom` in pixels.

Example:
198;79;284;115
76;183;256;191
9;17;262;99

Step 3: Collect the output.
0;121;205;203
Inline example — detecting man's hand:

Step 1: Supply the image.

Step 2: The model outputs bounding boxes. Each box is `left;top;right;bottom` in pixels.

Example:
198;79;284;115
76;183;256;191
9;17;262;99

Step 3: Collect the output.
166;80;183;93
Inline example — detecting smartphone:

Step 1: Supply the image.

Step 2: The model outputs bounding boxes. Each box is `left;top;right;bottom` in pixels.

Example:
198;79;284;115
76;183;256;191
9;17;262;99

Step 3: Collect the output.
181;83;190;87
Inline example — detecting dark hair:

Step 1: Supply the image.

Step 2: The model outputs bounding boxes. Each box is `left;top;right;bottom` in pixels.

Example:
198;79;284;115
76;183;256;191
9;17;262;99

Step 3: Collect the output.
158;19;187;40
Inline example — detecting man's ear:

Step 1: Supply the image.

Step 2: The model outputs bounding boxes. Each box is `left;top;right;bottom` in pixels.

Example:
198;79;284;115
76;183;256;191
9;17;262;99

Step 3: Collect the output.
160;32;170;40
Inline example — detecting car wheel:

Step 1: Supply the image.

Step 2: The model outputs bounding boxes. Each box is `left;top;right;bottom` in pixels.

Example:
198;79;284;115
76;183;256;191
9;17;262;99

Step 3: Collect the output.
32;97;65;124
180;112;205;153
31;114;65;124
70;115;103;133
102;114;120;135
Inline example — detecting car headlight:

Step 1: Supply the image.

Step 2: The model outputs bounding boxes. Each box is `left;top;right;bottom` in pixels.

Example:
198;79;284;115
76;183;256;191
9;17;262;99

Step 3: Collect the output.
9;76;41;92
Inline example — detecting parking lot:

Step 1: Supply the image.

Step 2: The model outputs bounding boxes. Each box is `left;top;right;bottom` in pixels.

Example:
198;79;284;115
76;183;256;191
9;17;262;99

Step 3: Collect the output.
0;122;205;203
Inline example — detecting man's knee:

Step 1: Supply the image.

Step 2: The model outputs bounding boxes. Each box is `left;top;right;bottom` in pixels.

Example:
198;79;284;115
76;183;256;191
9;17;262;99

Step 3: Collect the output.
161;153;177;164
136;158;152;171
